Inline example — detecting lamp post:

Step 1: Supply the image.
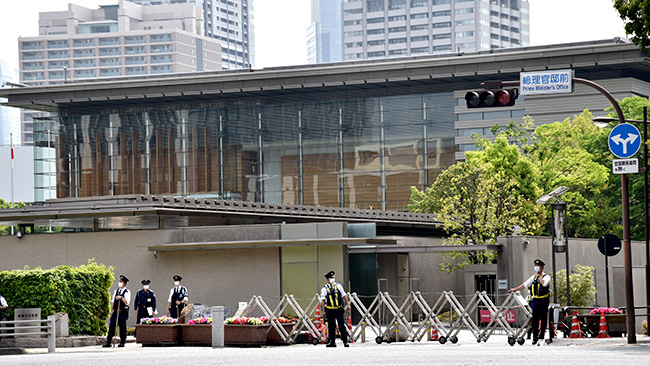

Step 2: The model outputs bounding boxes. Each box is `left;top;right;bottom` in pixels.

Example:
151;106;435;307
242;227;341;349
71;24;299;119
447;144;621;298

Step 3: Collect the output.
594;105;649;333
537;187;570;305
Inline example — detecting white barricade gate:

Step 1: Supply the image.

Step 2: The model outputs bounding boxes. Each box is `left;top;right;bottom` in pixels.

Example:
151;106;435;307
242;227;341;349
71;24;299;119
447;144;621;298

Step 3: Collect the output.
0;316;56;352
234;290;532;347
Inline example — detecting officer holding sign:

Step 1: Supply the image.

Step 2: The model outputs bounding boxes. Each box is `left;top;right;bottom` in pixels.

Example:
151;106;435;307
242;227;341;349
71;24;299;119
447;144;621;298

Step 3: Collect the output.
509;259;551;346
320;271;351;347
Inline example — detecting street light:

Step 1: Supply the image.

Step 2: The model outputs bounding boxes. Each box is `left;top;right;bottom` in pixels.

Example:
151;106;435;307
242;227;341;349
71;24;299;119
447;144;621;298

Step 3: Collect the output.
594;106;650;331
537;186;570;305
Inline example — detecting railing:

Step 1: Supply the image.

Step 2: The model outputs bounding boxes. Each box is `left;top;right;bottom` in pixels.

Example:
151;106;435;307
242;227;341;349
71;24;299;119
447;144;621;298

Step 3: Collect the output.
0;316;56;352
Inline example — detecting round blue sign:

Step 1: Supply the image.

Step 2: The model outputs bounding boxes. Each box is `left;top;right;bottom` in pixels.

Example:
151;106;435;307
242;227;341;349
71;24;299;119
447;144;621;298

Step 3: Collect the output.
608;123;642;158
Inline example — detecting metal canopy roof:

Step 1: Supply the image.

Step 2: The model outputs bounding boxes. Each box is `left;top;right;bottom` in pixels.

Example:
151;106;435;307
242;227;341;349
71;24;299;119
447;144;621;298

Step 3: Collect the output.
148;237;398;252
0;195;444;234
2;39;649;115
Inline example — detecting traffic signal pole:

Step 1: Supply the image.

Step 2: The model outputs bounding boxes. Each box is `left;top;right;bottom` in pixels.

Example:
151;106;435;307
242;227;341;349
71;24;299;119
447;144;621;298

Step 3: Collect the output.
473;77;636;343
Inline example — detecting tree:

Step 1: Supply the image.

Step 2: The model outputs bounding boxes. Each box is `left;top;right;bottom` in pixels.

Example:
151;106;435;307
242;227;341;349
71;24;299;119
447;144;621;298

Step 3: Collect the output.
410;135;543;273
614;0;650;50
524;110;617;238
552;265;597;307
0;198;26;236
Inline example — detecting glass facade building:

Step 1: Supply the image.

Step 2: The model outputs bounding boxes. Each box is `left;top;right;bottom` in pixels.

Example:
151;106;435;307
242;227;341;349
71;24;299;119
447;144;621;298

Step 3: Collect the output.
34;86;457;209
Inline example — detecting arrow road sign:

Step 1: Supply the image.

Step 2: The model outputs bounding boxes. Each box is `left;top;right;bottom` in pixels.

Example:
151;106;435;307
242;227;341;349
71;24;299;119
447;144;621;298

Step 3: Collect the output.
608;123;642;158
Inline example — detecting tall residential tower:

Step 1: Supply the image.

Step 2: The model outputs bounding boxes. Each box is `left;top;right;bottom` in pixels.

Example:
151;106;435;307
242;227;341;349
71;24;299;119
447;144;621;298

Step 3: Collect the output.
128;0;254;70
342;0;529;60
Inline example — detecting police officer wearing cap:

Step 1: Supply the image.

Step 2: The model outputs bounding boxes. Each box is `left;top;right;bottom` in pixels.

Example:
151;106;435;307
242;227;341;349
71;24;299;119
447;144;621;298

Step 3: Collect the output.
320;271;351;347
134;279;156;327
103;275;131;347
509;259;551;345
167;275;188;319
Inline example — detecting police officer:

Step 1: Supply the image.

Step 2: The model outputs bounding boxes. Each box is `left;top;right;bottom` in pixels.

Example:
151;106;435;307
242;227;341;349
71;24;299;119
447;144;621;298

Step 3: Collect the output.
103;275;131;348
166;275;188;319
134;279;156;326
509;259;551;345
0;293;8;342
320;271;351;347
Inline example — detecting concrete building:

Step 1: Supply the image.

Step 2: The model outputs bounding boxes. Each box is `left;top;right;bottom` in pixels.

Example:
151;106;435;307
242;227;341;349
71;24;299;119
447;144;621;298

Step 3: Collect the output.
307;0;343;64
342;0;529;61
127;0;254;70
2;39;648;207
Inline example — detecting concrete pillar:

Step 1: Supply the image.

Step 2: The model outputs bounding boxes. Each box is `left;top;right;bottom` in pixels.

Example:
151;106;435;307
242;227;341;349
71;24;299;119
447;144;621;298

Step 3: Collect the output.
212;306;224;349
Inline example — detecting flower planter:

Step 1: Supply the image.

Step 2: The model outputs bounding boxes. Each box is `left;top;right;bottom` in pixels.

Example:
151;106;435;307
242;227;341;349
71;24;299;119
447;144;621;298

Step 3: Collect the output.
181;324;212;346
581;314;627;337
266;323;295;345
135;324;182;346
224;324;270;347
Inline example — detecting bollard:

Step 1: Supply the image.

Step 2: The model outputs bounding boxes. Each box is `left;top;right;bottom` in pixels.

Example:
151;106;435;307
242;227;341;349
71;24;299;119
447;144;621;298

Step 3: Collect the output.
47;315;56;353
212;306;224;349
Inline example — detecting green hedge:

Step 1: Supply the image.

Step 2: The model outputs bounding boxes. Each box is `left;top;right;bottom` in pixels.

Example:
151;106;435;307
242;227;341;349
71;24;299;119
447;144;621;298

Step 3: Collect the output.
0;259;114;335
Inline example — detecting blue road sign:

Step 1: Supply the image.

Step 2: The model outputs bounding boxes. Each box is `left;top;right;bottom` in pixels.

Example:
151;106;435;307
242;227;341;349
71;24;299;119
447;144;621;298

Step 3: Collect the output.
608;123;642;158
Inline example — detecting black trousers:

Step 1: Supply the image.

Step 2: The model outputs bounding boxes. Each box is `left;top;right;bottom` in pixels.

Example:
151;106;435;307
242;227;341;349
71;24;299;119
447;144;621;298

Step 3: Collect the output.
106;310;128;344
530;297;550;340
170;303;185;319
324;308;348;344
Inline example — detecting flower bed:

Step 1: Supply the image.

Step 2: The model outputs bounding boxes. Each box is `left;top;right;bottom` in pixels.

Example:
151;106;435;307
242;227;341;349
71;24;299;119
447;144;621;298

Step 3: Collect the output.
135;324;182;346
588;307;623;315
224;317;270;346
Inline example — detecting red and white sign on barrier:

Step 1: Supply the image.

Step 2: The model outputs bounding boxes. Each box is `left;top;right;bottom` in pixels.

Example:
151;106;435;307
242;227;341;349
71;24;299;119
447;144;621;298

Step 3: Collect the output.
480;310;516;323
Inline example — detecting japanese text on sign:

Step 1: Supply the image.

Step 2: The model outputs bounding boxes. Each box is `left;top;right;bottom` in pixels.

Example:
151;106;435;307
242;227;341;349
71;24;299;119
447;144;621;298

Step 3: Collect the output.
612;158;639;174
520;70;572;95
479;309;517;323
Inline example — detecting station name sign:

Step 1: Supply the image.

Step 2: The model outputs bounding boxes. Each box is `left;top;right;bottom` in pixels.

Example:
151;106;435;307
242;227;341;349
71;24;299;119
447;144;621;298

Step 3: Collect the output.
520;69;572;95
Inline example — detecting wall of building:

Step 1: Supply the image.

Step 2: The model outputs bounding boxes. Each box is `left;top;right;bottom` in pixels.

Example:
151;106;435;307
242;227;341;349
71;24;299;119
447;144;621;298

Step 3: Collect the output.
0;225;282;327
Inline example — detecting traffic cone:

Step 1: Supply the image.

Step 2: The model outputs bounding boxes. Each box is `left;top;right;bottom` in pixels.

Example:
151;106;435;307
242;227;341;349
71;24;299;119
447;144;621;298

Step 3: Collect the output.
347;314;354;343
596;311;611;338
569;311;583;338
314;307;322;329
431;323;439;341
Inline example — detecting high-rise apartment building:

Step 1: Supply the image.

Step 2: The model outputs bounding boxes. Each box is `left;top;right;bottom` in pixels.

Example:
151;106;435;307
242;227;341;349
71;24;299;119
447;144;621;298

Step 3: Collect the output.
307;0;343;64
128;0;254;70
17;0;221;144
342;0;529;60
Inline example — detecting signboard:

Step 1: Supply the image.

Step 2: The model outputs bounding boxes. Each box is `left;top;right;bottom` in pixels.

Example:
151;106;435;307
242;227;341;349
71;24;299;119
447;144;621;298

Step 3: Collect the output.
612;158;639;174
597;233;622;257
479;309;516;323
608;123;641;158
520;69;572;95
498;279;507;290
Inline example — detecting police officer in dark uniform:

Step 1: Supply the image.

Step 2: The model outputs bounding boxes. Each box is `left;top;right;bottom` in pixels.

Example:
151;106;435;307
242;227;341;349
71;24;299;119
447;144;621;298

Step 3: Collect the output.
509;259;551;345
103;275;131;348
134;279;156;326
167;275;188;319
320;271;351;347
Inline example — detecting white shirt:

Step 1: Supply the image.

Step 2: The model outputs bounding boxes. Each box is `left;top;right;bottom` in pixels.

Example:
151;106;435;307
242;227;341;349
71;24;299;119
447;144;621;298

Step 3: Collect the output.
0;295;7;308
320;282;347;301
168;286;188;303
111;287;131;306
522;272;551;289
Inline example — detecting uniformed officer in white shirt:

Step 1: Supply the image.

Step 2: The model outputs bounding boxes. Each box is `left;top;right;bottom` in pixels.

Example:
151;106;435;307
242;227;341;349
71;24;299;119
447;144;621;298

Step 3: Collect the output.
509;259;551;345
103;275;131;347
320;270;351;347
167;275;188;319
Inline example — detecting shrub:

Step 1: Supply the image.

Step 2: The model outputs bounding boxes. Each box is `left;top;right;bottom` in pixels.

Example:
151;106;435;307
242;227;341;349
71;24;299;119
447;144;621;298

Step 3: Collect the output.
551;264;597;307
0;259;113;335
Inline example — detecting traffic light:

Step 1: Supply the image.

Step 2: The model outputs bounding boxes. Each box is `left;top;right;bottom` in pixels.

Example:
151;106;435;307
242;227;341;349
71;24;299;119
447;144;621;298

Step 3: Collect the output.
465;88;518;108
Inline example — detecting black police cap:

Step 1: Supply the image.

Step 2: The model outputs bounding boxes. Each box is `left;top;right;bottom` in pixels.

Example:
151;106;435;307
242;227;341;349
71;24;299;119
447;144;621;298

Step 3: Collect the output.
173;275;183;281
324;271;335;278
534;259;545;267
141;279;151;285
119;275;129;283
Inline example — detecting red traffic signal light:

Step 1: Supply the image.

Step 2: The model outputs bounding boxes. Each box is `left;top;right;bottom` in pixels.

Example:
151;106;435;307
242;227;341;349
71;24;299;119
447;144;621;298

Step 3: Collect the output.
465;88;518;108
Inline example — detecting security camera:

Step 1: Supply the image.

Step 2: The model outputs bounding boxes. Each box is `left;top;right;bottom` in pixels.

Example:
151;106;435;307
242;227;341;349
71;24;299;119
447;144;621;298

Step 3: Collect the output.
153;251;158;259
536;186;569;204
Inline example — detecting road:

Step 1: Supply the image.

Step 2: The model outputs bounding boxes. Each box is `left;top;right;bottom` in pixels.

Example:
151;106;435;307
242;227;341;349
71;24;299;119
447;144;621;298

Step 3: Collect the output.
3;333;650;366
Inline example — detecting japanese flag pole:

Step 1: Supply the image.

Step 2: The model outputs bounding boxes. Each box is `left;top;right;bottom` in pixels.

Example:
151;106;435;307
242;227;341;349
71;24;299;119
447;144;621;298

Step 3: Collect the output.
10;133;14;235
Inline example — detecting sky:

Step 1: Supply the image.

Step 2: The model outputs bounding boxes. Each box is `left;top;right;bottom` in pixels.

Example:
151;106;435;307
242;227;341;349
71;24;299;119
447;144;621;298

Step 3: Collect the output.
0;0;628;73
